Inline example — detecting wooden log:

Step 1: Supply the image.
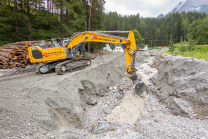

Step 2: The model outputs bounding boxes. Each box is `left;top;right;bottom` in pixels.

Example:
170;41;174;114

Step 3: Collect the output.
11;62;16;68
12;54;16;57
9;60;14;63
23;59;27;64
2;46;19;50
20;64;25;68
10;50;17;54
7;42;26;45
17;50;24;52
11;57;17;61
25;42;33;47
14;45;27;48
16;63;21;67
11;56;21;60
0;52;13;59
16;52;23;55
0;49;15;53
3;64;9;68
17;49;27;52
6;44;26;48
0;59;7;64
14;59;19;62
22;53;26;57
0;56;9;62
0;47;16;50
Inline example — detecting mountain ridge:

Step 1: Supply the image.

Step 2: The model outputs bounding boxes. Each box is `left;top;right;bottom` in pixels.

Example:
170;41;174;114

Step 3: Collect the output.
157;0;208;18
177;0;208;13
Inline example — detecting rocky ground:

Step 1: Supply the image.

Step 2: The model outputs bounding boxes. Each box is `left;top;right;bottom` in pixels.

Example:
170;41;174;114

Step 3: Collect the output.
0;49;208;138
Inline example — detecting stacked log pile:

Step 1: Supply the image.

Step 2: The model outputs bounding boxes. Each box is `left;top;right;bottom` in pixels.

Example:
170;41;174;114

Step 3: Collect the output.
0;41;34;69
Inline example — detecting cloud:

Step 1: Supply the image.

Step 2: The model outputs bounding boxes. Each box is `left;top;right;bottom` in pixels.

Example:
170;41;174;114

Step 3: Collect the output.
104;0;187;17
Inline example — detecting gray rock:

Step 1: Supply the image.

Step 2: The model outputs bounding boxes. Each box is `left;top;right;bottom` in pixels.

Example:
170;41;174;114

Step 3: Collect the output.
200;97;208;105
118;89;124;94
86;97;97;105
137;114;152;121
91;121;115;135
113;101;120;107
173;98;193;118
103;108;110;114
116;94;123;99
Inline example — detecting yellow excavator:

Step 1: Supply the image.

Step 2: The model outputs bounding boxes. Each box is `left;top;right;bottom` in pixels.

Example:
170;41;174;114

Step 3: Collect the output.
28;30;146;95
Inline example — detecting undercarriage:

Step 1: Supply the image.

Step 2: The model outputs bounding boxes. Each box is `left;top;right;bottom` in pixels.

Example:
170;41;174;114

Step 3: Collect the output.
36;58;91;75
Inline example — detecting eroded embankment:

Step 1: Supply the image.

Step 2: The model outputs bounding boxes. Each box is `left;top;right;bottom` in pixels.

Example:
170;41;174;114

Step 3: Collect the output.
152;54;208;119
0;53;127;138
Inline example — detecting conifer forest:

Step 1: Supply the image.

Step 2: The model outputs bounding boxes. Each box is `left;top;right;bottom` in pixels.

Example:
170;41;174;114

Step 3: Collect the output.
0;0;207;48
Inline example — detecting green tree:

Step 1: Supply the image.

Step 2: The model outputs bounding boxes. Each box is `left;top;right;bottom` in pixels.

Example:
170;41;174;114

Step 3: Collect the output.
110;43;116;50
181;19;189;41
207;32;208;42
188;17;208;44
133;30;144;48
169;35;176;55
179;37;187;56
188;37;197;54
138;18;145;38
90;0;105;30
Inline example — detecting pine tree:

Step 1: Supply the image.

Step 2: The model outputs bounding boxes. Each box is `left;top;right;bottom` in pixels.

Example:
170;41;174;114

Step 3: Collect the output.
179;37;186;56
169;35;175;55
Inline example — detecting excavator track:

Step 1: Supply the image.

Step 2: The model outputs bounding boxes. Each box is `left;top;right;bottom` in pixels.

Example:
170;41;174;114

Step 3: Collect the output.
35;64;48;74
35;61;57;74
55;58;91;75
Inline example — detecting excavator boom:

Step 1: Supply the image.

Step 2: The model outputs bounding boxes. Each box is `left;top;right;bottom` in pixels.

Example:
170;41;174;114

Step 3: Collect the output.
65;31;136;76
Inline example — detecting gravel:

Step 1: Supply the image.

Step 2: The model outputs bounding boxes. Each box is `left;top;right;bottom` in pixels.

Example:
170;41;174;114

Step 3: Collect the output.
0;49;207;138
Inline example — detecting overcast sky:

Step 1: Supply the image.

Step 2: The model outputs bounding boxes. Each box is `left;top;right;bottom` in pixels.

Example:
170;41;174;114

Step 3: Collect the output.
104;0;187;17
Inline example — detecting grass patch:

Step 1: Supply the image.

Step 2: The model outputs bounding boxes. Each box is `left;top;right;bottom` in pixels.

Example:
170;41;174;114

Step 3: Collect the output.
164;50;208;59
101;50;111;54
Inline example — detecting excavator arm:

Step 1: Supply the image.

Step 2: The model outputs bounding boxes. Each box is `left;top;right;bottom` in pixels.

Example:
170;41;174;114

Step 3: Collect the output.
65;30;137;77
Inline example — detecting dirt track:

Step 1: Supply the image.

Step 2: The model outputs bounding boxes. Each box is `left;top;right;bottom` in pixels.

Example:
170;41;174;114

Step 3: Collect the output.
0;50;208;138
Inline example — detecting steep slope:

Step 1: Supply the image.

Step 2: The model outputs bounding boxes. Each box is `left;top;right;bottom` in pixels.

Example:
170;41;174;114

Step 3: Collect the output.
171;2;185;13
177;0;208;14
157;0;208;18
